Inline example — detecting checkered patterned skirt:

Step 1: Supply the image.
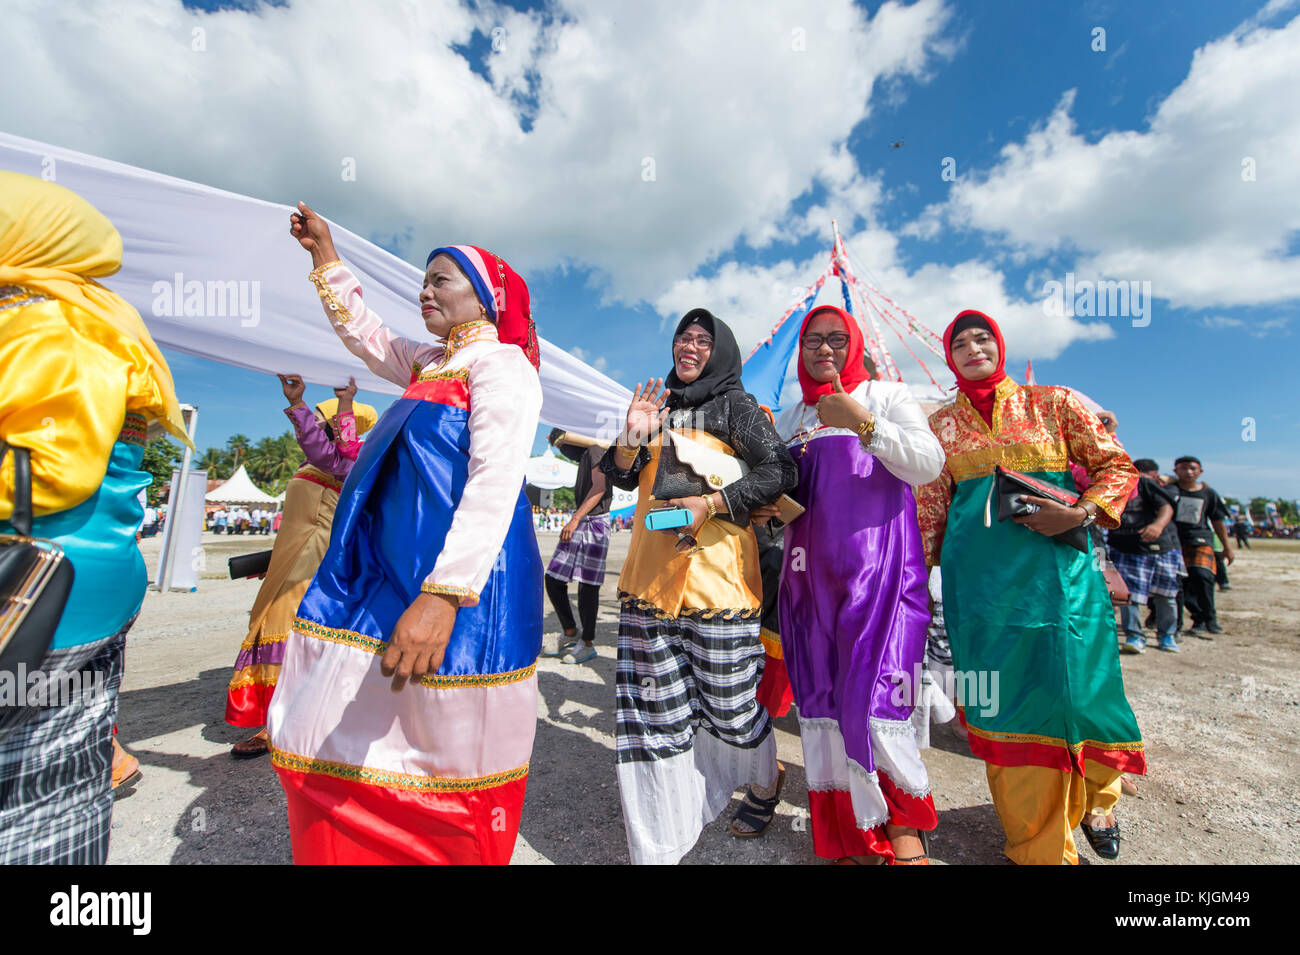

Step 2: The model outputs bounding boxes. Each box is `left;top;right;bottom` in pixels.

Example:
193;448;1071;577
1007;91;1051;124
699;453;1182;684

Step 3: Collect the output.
0;623;127;864
615;598;777;864
545;513;610;586
1109;548;1186;604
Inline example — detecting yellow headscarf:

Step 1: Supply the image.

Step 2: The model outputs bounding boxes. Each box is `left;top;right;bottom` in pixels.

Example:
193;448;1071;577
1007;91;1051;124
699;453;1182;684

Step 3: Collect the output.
0;171;189;444
315;397;378;436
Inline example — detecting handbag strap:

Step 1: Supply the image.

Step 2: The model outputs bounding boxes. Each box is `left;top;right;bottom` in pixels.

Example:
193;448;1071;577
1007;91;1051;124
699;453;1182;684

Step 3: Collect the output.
0;442;34;537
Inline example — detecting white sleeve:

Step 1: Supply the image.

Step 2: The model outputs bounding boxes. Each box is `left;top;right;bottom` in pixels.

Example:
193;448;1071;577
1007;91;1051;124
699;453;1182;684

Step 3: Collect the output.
307;261;428;388
863;384;946;487
774;403;803;444
421;346;542;605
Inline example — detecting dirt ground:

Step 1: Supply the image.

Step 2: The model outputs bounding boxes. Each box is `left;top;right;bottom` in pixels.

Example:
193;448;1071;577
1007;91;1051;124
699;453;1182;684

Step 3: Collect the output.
107;530;1299;865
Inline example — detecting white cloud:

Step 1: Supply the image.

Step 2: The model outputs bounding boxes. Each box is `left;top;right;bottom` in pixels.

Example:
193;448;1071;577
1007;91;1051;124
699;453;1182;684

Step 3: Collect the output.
654;221;1115;393
1199;314;1291;336
0;0;954;305
909;14;1300;309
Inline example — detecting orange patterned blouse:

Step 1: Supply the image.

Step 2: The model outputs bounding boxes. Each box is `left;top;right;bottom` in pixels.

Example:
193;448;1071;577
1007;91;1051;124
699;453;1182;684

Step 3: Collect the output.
916;377;1137;567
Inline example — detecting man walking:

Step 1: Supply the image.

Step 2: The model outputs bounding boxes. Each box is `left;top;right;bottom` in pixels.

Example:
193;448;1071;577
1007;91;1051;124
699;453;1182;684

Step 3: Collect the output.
1170;456;1233;637
1109;459;1182;653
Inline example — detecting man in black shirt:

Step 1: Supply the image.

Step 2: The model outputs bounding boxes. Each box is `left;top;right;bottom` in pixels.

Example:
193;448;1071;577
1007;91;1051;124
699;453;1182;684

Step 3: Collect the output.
1108;459;1182;653
542;430;614;664
1170;455;1233;636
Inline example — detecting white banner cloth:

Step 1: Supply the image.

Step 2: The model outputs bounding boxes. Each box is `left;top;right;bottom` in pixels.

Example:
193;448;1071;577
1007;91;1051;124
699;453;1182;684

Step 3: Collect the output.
0;132;630;437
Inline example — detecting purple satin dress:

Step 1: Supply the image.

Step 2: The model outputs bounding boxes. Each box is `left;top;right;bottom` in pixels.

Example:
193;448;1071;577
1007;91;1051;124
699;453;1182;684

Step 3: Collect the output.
778;430;930;776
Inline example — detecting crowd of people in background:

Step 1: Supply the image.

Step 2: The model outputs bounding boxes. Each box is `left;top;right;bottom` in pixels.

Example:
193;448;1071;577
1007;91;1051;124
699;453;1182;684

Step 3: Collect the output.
207;506;276;535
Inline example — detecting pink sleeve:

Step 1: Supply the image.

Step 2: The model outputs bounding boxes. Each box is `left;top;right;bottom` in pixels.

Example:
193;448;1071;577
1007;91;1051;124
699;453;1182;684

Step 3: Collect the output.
334;410;362;461
1069;461;1091;493
308;261;427;388
420;347;542;605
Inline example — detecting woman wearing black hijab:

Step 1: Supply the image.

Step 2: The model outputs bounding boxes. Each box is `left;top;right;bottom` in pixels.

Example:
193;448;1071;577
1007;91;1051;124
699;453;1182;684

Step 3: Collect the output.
601;308;797;864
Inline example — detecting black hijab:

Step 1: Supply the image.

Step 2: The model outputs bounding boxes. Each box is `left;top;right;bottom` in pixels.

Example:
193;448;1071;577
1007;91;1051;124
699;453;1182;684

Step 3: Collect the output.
665;308;743;409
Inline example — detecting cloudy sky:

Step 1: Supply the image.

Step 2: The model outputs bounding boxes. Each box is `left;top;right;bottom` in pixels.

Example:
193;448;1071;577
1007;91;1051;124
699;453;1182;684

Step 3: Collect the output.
4;0;1297;501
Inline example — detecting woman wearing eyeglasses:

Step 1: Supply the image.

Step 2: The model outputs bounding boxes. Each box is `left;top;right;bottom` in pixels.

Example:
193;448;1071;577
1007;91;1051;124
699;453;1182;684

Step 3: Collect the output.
601;308;797;865
754;305;944;864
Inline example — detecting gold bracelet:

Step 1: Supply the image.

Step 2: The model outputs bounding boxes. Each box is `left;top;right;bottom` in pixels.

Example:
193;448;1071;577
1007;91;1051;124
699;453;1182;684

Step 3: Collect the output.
856;413;876;446
703;495;718;522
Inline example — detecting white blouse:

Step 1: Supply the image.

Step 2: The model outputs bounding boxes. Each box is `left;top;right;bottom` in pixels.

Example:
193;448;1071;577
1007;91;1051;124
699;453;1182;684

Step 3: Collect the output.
775;379;945;488
309;261;542;606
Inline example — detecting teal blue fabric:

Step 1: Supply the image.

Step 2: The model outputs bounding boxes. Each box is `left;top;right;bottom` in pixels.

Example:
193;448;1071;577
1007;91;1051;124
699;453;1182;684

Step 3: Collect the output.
2;440;149;650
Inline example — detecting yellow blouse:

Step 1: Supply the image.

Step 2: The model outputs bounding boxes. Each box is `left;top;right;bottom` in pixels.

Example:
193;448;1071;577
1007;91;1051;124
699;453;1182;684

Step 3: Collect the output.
618;429;762;618
0;289;165;519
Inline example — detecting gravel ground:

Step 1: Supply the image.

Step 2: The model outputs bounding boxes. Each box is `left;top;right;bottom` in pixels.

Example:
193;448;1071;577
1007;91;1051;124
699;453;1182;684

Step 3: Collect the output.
108;531;1300;864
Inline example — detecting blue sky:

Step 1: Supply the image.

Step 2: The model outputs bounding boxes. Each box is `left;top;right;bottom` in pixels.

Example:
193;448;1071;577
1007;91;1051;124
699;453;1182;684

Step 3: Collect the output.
5;0;1297;501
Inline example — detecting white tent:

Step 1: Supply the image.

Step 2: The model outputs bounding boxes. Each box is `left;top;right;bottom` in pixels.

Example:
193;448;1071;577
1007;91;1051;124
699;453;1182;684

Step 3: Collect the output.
0;132;630;438
205;465;279;505
525;448;577;490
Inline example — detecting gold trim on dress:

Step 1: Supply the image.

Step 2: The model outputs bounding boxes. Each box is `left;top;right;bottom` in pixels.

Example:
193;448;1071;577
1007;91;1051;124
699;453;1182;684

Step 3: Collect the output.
236;629;291;651
308;264;354;325
291;617;535;688
269;745;530;793
966;723;1146;754
618;592;761;621
945;440;1070;483
416;367;471;384
420;582;480;605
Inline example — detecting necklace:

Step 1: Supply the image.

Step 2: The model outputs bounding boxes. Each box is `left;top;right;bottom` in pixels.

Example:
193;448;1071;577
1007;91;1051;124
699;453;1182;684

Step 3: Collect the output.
797;425;828;456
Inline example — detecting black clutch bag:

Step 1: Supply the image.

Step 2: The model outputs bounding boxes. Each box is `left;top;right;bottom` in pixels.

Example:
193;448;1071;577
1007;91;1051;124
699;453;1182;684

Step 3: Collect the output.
0;443;75;678
229;550;273;579
993;465;1090;553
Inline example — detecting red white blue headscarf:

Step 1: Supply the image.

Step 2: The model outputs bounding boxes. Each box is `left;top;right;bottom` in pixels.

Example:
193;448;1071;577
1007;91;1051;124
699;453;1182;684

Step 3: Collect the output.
426;244;540;370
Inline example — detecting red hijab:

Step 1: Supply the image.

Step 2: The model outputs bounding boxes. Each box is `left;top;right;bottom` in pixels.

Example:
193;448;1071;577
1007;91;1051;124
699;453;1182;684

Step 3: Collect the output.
943;309;1007;427
797;305;873;406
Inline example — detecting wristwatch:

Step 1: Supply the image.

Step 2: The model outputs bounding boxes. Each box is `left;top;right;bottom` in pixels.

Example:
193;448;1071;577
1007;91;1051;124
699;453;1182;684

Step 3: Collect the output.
1077;504;1097;528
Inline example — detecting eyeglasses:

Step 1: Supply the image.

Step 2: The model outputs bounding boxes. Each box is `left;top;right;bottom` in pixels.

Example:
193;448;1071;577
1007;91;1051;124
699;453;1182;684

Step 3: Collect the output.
801;333;851;350
674;333;713;349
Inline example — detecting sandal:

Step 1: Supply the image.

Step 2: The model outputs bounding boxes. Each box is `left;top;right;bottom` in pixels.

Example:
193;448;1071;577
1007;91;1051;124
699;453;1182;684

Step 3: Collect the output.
111;739;141;789
729;764;786;839
231;730;270;760
889;828;931;865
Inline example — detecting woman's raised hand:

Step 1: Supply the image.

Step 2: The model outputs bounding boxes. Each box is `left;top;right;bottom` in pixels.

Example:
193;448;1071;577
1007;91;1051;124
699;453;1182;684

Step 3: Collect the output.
334;376;358;401
289;201;339;268
277;373;306;405
624;378;670;446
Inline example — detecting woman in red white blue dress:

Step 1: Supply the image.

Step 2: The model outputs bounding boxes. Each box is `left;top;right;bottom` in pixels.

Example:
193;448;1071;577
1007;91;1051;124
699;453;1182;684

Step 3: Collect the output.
267;203;543;864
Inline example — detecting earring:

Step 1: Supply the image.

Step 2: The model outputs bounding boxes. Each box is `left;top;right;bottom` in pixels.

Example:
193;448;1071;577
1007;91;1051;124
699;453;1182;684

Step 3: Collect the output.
479;303;487;320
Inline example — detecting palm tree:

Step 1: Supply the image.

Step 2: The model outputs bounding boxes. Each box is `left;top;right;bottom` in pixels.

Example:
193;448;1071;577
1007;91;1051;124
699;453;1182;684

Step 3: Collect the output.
226;433;252;471
197;447;231;480
247;431;304;489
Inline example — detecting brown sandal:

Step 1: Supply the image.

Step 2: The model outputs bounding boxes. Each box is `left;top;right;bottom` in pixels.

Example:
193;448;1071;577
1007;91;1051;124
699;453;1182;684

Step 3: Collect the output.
231;730;270;760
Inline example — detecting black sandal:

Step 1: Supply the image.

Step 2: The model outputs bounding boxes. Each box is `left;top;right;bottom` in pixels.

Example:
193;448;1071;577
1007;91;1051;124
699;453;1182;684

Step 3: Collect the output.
729;765;786;839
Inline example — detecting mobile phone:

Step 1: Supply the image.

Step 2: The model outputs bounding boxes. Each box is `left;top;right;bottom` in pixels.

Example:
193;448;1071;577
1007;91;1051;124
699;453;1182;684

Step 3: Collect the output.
644;507;694;531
